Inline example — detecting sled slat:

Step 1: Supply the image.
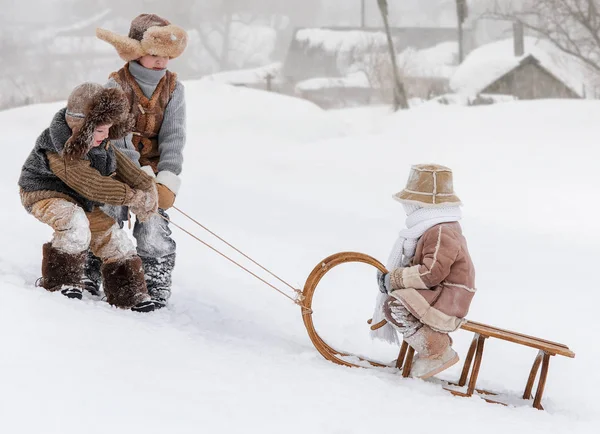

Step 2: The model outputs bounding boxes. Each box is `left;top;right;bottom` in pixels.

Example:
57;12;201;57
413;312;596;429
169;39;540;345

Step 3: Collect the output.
460;321;575;358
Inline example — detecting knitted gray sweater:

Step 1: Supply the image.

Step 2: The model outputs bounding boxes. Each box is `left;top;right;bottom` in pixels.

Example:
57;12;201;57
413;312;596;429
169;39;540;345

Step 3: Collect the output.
106;61;186;192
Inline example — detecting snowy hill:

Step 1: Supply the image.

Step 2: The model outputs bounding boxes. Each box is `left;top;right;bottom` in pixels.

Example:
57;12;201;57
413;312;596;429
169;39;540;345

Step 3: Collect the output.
1;84;598;433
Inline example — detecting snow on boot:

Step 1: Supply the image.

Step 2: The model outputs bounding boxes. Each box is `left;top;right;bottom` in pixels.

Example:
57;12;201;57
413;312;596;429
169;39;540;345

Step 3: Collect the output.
40;242;85;295
61;286;83;300
403;325;458;379
151;297;167;310
82;251;102;296
102;256;152;309
141;253;175;303
410;347;459;379
131;300;156;313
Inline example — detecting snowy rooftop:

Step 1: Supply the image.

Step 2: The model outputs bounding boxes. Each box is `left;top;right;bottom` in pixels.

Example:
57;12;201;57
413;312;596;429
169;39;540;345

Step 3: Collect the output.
286;28;462;83
399;41;458;78
292;41;458;93
294;28;390;53
294;41;459;93
284;28;392;81
295;71;371;92
450;37;590;97
200;63;283;86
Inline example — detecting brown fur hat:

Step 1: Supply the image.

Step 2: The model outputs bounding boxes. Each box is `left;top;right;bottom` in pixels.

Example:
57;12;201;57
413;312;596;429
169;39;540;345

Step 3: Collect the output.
64;83;134;160
96;14;187;62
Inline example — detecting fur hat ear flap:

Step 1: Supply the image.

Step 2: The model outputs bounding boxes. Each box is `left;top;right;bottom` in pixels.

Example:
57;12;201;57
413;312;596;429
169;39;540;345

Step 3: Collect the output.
141;25;188;59
96;28;145;61
63;87;132;160
63;121;95;161
109;113;135;140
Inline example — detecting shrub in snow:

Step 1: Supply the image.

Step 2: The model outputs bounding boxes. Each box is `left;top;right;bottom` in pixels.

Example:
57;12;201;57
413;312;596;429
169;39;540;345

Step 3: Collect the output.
431;93;517;106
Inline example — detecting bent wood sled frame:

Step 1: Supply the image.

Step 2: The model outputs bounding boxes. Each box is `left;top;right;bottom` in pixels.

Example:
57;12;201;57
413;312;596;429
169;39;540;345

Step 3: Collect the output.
300;252;575;410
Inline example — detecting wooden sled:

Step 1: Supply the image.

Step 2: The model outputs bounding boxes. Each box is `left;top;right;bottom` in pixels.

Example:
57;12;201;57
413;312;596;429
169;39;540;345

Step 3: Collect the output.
386;319;575;410
301;252;576;410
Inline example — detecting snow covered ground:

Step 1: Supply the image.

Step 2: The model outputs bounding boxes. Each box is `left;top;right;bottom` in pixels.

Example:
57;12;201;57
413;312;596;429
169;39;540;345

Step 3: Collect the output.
1;83;598;433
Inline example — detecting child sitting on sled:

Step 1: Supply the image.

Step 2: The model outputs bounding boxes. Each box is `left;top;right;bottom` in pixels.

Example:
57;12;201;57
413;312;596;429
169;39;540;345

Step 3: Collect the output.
373;164;476;379
18;83;159;312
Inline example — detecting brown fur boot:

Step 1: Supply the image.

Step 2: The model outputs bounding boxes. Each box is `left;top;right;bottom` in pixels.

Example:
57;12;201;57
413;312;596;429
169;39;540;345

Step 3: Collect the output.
102;256;153;310
40;243;86;296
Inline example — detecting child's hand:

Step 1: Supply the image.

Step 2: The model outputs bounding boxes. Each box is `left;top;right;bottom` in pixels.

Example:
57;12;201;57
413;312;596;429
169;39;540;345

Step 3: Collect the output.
377;271;391;294
128;186;158;222
156;183;175;210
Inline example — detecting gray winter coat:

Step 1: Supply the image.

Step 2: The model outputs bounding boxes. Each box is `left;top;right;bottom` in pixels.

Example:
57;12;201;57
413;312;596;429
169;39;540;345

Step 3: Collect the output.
18;108;117;212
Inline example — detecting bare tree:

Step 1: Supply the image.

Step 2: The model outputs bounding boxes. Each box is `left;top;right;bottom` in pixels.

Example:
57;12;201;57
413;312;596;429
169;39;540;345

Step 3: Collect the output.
190;0;321;71
490;0;600;73
376;0;409;110
456;0;469;62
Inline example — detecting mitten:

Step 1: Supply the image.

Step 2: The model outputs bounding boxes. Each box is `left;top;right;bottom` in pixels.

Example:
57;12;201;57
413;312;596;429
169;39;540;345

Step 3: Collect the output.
377;271;391;294
156;183;176;210
128;186;158;222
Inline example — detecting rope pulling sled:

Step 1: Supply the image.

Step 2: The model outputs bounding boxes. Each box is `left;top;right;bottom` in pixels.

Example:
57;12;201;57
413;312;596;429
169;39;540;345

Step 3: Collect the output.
164;207;575;410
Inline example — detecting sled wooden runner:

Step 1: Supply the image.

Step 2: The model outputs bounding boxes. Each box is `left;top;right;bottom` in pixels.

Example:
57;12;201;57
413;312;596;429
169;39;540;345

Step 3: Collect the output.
301;252;576;410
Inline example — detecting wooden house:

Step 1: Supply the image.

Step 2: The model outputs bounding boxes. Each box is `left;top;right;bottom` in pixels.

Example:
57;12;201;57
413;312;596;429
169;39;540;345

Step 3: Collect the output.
450;34;587;100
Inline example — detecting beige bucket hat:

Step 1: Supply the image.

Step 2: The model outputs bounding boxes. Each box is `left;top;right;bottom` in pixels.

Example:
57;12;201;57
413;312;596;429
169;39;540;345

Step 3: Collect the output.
393;164;462;207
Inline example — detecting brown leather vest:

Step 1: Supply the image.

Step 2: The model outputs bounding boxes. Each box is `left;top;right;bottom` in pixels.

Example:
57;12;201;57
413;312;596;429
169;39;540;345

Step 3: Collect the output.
110;65;177;173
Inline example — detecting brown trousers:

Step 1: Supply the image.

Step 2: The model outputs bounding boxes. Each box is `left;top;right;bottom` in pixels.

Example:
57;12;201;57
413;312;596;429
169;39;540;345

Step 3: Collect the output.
30;198;136;262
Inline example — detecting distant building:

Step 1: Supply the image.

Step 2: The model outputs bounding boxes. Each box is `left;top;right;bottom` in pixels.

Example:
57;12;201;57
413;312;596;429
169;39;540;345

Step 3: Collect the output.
282;26;471;108
481;55;580;99
450;34;589;100
283;26;474;83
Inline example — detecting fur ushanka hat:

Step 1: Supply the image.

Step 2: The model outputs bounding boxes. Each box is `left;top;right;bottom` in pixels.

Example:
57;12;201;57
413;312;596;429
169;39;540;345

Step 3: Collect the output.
96;14;188;62
64;83;134;160
393;164;462;207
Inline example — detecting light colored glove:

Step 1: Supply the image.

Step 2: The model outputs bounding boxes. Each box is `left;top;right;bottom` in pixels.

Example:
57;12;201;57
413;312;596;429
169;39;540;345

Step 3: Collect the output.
128;185;158;222
156;183;176;210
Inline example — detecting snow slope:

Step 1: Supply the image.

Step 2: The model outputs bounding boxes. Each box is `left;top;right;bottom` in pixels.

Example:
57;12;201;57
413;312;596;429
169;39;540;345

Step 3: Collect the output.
1;83;599;433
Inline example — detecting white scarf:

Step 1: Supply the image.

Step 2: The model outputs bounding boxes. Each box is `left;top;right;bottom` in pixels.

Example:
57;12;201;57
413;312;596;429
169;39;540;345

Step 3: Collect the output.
370;205;462;345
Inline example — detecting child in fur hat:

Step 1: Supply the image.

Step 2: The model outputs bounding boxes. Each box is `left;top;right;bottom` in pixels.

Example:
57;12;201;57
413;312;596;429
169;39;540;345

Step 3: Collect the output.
18;83;159;312
94;13;188;308
373;164;476;379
